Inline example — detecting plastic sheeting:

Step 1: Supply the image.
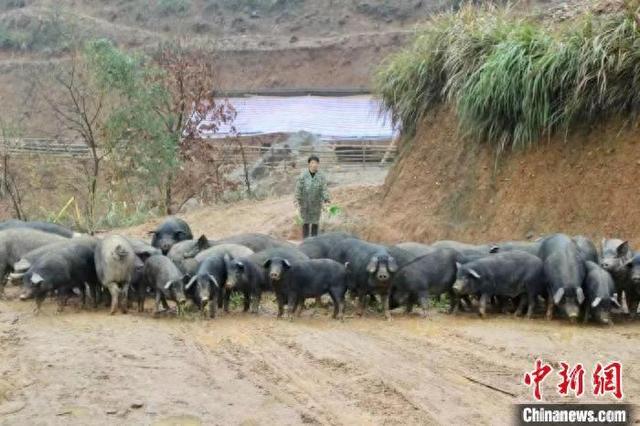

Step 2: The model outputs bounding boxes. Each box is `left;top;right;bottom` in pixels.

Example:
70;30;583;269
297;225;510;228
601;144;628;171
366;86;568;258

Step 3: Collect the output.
198;95;397;140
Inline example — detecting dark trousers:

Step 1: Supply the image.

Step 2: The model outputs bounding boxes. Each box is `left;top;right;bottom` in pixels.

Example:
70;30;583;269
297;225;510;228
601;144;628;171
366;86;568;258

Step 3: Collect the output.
302;223;319;239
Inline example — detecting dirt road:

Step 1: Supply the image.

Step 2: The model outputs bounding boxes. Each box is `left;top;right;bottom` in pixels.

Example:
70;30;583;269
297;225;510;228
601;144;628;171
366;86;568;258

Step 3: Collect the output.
121;183;381;242
1;292;638;426
1;189;639;425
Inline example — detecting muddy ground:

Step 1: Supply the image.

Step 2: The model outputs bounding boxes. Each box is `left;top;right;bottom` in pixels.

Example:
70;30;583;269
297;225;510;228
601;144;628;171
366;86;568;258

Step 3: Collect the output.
1;294;639;426
1;187;639;425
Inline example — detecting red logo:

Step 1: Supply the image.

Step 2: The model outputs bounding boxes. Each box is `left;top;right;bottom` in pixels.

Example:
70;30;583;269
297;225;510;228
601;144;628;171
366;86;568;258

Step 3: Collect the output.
524;359;553;400
557;362;585;397
593;361;623;400
524;359;623;401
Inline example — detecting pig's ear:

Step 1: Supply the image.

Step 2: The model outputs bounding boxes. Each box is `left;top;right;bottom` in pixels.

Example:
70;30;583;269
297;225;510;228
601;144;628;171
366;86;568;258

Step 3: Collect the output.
164;281;173;290
617;241;630;257
366;257;378;274
455;262;462;270
591;297;602;308
625;258;633;268
344;261;350;271
576;287;585;305
30;273;44;285
283;259;291;269
236;261;245;270
601;238;607;251
489;245;499;253
197;235;209;249
208;274;219;288
611;295;622;309
263;259;272;269
185;275;197;290
182;274;192;285
553;287;565;305
467;268;481;279
387;256;399;273
223;253;231;263
147;230;157;236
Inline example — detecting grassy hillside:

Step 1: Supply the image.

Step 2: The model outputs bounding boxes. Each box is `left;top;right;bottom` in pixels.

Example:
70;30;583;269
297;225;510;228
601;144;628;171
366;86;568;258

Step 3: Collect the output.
0;0;454;54
376;1;640;152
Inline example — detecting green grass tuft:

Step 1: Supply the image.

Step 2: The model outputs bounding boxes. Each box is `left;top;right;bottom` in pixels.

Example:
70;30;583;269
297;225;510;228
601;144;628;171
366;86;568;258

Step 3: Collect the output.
376;3;640;152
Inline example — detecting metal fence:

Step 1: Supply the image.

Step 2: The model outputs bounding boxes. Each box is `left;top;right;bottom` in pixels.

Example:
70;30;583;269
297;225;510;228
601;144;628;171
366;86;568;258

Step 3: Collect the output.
226;142;397;168
0;138;398;166
0;138;90;157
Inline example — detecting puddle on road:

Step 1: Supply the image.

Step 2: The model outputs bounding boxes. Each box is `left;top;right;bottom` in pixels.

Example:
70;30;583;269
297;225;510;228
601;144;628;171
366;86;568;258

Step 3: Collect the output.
152;414;202;426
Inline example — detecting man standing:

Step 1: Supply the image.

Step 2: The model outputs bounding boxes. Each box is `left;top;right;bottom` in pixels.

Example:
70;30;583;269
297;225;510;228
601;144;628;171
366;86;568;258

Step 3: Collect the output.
295;155;330;238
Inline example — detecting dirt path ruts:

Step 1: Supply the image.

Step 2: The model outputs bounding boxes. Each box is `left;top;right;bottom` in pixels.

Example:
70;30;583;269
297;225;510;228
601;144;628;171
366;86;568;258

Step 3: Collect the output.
1;295;638;426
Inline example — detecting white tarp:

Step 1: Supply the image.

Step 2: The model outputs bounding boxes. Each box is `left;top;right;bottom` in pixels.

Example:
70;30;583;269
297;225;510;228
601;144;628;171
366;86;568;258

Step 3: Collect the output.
197;95;396;140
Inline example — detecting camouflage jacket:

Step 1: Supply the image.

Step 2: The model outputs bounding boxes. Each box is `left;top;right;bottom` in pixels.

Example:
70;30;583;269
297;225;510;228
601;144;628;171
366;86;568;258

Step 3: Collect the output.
295;169;330;224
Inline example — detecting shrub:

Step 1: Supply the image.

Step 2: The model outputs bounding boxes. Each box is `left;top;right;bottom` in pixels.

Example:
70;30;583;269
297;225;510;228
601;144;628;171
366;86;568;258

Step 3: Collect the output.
156;0;191;16
376;3;640;152
0;10;71;53
95;200;157;229
0;24;19;49
1;0;26;11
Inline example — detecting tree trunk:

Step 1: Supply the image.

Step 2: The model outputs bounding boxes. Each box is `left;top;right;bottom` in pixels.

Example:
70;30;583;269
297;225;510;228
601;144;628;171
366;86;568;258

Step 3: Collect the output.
2;154;24;220
214;164;221;202
86;154;100;234
238;140;252;196
164;173;173;215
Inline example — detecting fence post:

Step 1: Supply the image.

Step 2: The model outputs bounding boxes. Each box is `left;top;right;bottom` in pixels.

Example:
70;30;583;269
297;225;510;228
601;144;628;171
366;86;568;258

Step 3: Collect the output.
381;137;396;165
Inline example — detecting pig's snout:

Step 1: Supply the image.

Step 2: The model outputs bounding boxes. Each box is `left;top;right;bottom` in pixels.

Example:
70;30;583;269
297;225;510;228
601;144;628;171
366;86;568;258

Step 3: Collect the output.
159;241;172;254
452;280;464;294
631;274;640;284
598;315;611;325
19;287;35;300
600;259;613;270
270;271;281;280
376;269;390;281
565;305;580;322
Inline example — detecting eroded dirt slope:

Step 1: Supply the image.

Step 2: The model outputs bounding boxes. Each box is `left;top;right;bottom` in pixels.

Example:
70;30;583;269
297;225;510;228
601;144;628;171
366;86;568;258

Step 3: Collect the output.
367;109;640;247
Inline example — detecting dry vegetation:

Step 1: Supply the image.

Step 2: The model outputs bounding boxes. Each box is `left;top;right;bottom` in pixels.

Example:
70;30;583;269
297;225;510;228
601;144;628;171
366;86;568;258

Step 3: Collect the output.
376;1;640;152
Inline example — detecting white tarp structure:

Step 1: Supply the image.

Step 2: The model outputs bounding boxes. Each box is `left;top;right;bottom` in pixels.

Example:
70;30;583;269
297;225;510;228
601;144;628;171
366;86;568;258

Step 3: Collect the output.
197;95;397;140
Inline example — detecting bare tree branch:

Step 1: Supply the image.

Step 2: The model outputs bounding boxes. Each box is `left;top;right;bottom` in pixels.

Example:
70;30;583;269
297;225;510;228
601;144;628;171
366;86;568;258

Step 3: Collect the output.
41;49;106;232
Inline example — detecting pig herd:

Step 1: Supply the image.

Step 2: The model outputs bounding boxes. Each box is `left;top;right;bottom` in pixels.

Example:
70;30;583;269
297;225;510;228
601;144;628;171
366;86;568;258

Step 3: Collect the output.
1;217;638;325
